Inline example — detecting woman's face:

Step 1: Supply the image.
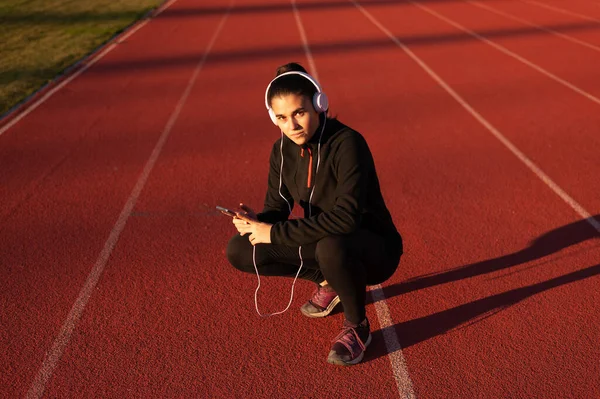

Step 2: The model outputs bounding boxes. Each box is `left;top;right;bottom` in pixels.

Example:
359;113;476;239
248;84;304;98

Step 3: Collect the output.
270;93;320;146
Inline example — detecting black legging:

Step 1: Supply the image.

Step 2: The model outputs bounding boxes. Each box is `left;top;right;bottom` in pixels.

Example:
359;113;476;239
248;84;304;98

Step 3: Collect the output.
226;229;402;324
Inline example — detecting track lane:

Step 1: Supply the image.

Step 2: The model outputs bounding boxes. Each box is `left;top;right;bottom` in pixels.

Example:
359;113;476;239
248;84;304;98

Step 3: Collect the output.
356;0;600;215
3;0;600;397
290;0;416;395
41;0;404;397
466;0;600;50
299;0;600;396
521;0;600;22
423;0;600;100
0;1;227;396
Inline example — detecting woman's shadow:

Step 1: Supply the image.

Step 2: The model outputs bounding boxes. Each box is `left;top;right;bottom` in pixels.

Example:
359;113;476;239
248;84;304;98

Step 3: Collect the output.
364;215;600;361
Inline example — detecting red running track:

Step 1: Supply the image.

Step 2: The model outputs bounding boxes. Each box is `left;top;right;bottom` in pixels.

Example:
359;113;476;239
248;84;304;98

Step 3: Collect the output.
1;0;599;397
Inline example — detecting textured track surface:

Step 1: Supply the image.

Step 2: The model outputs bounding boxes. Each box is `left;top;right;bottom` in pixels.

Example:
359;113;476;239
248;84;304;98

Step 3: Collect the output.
2;0;599;397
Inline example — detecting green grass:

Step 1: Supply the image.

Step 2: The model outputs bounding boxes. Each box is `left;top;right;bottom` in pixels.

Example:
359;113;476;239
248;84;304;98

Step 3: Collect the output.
0;0;164;116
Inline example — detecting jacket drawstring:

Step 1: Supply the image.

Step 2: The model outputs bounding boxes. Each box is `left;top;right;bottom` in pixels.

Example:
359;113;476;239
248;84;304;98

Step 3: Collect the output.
300;147;313;188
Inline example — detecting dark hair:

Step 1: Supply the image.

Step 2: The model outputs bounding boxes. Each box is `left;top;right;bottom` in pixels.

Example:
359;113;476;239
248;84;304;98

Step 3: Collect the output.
266;62;318;108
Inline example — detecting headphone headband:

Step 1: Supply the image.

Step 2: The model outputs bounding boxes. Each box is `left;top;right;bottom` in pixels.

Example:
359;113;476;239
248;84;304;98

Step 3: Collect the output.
264;71;329;124
264;71;323;109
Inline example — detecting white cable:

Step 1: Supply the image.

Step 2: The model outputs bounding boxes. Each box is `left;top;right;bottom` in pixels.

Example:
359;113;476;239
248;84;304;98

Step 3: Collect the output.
278;130;293;215
252;245;304;317
252;114;326;317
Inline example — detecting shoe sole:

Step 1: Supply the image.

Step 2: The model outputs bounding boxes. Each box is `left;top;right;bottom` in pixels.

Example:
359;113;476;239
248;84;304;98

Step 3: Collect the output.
326;333;372;366
300;295;341;318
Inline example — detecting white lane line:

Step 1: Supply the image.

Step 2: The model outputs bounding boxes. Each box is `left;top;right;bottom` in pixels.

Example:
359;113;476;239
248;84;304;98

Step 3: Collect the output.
370;285;417;398
24;4;234;399
291;1;417;397
0;0;179;137
291;0;319;82
349;0;600;234
408;1;600;107
521;0;600;24
468;0;600;53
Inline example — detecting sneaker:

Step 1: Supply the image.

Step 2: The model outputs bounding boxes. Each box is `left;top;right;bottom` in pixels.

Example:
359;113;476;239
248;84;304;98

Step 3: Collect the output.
300;284;341;318
327;319;371;366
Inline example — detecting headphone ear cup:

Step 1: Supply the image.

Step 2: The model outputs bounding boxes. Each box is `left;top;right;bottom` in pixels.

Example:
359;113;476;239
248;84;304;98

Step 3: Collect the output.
268;108;278;125
313;92;329;113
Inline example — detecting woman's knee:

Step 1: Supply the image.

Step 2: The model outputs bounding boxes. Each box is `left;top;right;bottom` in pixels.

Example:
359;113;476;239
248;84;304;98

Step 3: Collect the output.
315;235;349;268
367;255;400;285
226;234;253;273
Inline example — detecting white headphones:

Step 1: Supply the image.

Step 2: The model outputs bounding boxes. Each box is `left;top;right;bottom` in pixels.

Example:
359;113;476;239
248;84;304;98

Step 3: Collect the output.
264;71;329;125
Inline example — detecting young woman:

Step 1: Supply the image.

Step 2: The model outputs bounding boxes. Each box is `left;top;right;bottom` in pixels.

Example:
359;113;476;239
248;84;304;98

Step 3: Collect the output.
225;63;402;366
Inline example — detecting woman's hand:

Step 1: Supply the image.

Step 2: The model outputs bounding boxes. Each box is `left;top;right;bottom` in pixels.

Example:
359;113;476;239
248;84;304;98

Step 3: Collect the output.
232;204;272;245
238;203;257;220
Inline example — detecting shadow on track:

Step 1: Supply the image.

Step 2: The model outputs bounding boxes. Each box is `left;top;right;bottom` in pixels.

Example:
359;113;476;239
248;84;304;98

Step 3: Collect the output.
376;215;599;299
366;262;600;361
365;216;600;360
47;19;597;77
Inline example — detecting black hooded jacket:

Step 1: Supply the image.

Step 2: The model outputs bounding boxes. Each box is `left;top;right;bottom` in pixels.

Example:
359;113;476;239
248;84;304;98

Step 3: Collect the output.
257;117;402;251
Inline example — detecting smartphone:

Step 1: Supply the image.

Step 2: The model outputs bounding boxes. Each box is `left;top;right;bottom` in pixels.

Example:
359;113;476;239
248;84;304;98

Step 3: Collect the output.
216;206;237;217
